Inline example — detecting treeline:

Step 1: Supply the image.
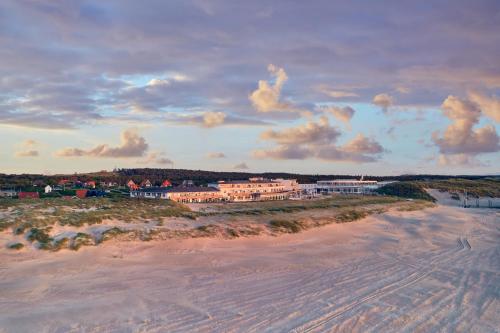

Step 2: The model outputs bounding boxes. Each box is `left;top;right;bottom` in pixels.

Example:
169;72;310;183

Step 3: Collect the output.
0;168;498;188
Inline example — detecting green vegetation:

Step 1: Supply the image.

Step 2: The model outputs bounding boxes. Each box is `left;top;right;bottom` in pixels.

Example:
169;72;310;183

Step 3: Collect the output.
7;242;24;250
27;227;52;244
416;178;500;198
0;197;193;233
71;233;94;250
335;209;368;223
99;227;127;243
205;195;401;216
269;219;304;233
376;182;436;201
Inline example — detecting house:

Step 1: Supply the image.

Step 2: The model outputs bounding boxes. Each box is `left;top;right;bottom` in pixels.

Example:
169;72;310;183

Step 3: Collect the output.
140;179;152;188
58;179;70;186
130;186;224;203
44;185;53;193
216;178;289;202
0;189;18;198
76;189;88;199
19;192;40;199
316;179;379;194
161;180;172;187
85;181;96;188
127;180;139;190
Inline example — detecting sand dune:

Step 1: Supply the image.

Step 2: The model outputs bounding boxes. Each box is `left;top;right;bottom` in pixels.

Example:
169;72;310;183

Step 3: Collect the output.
0;204;499;332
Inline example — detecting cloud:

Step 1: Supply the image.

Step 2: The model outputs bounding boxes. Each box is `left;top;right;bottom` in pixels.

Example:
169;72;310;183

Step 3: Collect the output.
342;134;384;154
318;86;359;99
167;112;272;127
467;91;500;123
146;78;170;87
373;93;394;112
202;111;226;128
234;162;249;169
249;64;294;113
15;150;39;157
254;117;384;163
138;152;173;165
437;154;486;167
56;129;149;158
432;95;499;156
260;116;341;145
14;139;39;157
321;106;355;126
23;139;37;147
206;152;226;159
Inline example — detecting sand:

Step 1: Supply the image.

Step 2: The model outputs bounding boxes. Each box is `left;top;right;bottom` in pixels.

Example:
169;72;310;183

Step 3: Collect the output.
0;203;499;332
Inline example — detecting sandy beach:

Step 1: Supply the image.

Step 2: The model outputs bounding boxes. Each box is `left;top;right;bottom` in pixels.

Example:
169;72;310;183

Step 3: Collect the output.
0;203;499;332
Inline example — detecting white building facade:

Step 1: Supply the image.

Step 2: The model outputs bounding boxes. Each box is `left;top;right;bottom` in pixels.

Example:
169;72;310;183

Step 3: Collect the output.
316;179;379;194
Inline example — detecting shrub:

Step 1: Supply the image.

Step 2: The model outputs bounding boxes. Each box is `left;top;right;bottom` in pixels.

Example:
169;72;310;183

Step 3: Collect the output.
52;237;70;251
27;228;52;244
335;209;367;223
8;242;24;250
225;228;239;238
269;219;303;233
376;182;436;201
99;227;126;243
71;232;94;250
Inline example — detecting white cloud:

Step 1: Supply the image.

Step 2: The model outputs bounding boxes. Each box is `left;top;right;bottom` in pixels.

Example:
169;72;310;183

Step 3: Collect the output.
254;117;384;163
321;106;355;126
373;93;394;111
249;64;295;113
206;152;226;159
56;129;149;158
468;91;500;123
432;95;499;156
202;111;226;128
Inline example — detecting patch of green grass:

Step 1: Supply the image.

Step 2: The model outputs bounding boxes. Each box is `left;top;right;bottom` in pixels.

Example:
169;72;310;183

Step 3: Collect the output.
7;242;24;250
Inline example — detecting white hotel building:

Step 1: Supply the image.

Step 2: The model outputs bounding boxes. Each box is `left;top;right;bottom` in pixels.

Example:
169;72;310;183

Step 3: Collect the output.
316;179;379;194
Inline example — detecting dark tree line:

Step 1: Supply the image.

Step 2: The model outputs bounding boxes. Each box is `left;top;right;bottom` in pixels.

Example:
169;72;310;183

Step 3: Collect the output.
0;168;497;189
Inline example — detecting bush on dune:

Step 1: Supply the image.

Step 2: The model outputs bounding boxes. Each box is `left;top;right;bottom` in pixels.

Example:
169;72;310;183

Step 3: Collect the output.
269;219;304;233
7;242;24;250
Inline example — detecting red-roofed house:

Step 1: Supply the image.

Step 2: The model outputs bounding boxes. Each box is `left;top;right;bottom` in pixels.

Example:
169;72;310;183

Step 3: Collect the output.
161;180;172;187
85;181;96;188
140;179;152;188
127;180;139;190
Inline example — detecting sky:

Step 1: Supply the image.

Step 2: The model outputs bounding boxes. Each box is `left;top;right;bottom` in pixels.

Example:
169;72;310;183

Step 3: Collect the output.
1;0;499;176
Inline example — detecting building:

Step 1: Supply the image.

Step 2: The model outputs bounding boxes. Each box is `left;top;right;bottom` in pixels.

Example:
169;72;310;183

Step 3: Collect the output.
130;186;224;203
316;179;379;194
85;181;96;188
127;180;139;190
44;185;53;193
216;178;289;202
19;192;40;199
161;180;172;187
140;179;152;188
298;183;319;198
76;189;88;198
0;189;18;198
166;187;224;203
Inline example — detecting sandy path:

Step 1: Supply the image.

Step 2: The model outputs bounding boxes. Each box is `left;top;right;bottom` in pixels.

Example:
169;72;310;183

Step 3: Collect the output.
0;205;499;333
